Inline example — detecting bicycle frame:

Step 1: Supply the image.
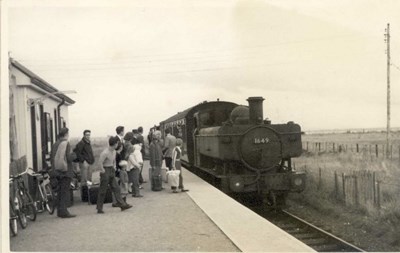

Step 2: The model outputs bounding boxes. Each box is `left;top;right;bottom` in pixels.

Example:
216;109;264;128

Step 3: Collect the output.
10;167;37;222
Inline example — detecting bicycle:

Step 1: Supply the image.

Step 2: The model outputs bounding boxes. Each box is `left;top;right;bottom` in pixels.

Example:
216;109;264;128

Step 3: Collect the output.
9;179;18;236
31;169;55;214
10;168;37;225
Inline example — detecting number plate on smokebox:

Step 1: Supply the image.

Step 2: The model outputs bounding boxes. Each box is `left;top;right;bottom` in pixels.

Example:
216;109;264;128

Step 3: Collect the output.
254;138;270;144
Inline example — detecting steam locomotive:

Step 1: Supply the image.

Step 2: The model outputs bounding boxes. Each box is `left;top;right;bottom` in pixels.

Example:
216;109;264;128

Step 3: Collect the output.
159;97;305;206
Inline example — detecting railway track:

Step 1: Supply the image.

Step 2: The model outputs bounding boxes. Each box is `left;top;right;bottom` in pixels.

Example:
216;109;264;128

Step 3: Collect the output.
257;208;365;252
182;163;365;252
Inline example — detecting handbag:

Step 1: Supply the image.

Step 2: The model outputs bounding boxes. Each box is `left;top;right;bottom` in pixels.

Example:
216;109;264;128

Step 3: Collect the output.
167;170;180;188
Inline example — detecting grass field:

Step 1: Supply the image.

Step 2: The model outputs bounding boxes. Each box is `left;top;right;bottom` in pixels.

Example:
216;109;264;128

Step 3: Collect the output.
290;131;400;250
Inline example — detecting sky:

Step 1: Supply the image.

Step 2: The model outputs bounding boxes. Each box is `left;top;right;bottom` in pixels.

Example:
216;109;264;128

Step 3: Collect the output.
7;0;400;137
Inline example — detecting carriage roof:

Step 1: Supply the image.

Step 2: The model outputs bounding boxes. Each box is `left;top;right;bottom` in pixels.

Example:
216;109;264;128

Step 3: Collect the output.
160;101;238;125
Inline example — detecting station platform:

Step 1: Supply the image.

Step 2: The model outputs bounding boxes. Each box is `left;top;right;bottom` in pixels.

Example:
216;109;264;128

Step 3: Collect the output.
9;161;314;252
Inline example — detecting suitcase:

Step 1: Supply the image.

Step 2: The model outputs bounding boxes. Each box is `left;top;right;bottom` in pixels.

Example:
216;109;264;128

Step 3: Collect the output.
81;185;90;202
167;170;180;188
151;168;163;191
85;184;113;205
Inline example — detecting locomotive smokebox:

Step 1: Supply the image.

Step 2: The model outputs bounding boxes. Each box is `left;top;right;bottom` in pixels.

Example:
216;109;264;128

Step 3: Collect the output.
247;97;265;124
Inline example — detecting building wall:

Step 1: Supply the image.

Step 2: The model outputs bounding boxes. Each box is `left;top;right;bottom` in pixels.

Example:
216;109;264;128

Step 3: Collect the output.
10;67;71;172
12;67;31;85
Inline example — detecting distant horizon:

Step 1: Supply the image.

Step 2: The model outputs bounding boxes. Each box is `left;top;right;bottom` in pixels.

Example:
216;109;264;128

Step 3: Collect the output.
304;126;400;134
68;126;400;139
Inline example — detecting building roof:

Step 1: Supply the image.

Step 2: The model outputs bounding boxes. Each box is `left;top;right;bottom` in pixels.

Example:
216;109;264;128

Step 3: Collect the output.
10;58;75;105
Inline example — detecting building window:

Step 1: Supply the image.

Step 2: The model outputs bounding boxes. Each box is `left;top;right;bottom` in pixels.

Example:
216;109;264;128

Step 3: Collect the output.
44;113;52;154
61;117;66;128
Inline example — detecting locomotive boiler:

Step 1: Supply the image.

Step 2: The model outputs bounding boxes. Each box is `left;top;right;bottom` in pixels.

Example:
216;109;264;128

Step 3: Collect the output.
159;97;305;207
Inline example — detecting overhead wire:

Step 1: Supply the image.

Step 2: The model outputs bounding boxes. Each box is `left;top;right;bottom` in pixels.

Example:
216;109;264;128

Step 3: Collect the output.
19;33;377;67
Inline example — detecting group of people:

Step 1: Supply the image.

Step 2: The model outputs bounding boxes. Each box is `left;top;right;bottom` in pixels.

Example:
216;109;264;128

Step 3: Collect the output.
50;125;188;218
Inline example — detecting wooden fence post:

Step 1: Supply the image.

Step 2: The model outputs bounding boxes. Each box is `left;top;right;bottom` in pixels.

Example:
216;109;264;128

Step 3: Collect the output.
373;172;376;206
342;173;346;203
318;142;321;152
334;171;339;199
318;167;322;189
356;143;359;153
354;175;359;206
375;144;378;157
390;145;393;160
306;142;308;151
377;180;381;209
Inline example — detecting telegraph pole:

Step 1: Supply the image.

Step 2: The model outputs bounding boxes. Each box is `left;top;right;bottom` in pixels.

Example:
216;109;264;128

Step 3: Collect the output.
384;23;391;158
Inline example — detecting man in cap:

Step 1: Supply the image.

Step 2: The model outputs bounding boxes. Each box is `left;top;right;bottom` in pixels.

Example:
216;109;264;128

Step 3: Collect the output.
51;128;76;218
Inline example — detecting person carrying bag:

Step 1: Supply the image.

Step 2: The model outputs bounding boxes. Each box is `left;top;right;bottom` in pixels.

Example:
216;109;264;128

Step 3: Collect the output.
169;138;189;193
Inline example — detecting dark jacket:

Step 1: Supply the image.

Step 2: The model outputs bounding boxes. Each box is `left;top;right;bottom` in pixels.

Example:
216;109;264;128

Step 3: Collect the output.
74;138;94;164
115;135;125;171
131;137;141;145
149;140;163;168
137;134;145;157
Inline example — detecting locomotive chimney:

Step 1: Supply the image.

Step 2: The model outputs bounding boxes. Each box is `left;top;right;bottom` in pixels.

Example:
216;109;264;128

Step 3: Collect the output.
247;97;265;124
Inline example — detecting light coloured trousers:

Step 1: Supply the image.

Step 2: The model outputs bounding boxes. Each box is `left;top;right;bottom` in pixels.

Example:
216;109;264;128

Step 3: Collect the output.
79;161;92;186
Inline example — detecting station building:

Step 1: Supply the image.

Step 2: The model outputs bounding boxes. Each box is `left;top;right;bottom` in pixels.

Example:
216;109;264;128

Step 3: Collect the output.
9;58;75;178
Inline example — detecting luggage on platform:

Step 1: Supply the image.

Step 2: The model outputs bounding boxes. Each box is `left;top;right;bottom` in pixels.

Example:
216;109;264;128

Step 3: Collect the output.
81;185;89;202
167;170;180;188
151;167;163;191
82;184;112;205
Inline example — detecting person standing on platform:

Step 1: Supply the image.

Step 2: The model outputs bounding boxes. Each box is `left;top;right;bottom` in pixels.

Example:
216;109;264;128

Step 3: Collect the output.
118;160;129;203
137;126;147;184
149;130;163;191
131;129;140;145
74;129;94;187
171;138;189;193
51;128;76;218
123;133;134;193
163;129;177;171
97;136;132;214
112;126;125;207
147;128;153;145
128;144;144;197
115;126;125;177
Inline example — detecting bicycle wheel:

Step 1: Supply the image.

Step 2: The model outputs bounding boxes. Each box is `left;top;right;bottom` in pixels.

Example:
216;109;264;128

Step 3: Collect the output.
9;201;18;236
44;184;55;214
23;191;37;221
15;195;27;229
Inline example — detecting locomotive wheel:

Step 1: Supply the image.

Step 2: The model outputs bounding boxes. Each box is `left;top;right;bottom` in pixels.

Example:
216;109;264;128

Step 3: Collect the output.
265;191;286;210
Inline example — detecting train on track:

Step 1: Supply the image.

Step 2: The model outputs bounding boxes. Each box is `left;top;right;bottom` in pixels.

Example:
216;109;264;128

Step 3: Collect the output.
159;97;306;207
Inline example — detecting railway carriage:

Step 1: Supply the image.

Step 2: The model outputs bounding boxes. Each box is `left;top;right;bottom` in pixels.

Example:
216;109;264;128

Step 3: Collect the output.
160;97;306;206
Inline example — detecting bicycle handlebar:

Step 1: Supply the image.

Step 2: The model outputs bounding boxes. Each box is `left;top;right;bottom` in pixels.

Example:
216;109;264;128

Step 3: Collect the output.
10;167;35;179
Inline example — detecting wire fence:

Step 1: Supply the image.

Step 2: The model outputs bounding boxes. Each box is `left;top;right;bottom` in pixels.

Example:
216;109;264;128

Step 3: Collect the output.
302;166;400;210
303;142;400;162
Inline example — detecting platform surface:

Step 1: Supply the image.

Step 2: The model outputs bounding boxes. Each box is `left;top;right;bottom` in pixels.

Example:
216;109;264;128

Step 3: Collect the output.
9;160;313;252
